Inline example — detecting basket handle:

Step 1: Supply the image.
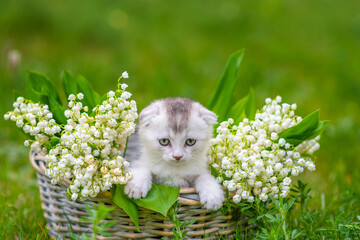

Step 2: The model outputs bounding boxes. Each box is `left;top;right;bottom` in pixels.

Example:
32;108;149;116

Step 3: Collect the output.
29;150;47;175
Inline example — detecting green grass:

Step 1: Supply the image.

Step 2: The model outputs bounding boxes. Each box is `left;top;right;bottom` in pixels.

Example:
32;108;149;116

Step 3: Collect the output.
0;0;359;238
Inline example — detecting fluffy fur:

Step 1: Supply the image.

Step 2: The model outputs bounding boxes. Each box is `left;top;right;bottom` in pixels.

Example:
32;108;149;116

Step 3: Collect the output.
124;98;224;210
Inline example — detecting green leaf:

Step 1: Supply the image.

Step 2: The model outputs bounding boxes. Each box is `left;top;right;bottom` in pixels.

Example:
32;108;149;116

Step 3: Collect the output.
279;110;319;140
291;229;298;238
279;110;327;146
227;88;256;124
133;184;180;217
102;221;116;229
27;71;51;94
25;81;48;105
27;70;61;104
244;211;255;217
77;75;101;112
97;203;115;219
303;120;329;141
248;218;257;225
287;198;296;211
208;49;245;122
52;104;67;125
110;184;116;196
317;228;328;231
241;206;252;211
343;212;354;225
227;94;247;123
245;88;256;121
47;136;60;149
48;94;67;124
100;231;113;237
243;211;255;217
62;71;78;98
265;214;277;222
210;165;220;178
112;185;139;231
26;71;67;125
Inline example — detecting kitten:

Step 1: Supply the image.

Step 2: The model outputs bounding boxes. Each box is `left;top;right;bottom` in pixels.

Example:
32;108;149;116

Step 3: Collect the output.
124;98;224;210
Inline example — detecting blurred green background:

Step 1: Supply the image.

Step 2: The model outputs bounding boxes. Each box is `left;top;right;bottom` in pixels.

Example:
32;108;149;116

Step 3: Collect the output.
1;0;359;236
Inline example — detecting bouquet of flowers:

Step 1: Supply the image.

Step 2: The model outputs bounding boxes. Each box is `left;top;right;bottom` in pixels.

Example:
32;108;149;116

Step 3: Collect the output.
5;72;137;202
210;97;321;203
207;50;327;205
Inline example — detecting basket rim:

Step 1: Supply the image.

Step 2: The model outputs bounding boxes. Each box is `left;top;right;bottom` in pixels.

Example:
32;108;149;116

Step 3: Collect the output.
29;150;216;206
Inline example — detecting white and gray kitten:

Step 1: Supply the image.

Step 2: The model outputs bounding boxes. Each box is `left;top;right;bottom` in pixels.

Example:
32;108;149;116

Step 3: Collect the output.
124;97;224;210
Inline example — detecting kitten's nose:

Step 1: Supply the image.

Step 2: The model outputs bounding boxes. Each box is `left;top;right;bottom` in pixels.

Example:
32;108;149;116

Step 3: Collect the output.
172;155;183;161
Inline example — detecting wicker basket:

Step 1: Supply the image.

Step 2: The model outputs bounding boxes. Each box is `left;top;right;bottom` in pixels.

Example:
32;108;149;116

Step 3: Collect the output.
30;134;246;239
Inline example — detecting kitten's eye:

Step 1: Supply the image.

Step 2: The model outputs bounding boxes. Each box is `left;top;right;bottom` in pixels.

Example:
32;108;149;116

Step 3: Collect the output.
159;138;170;146
185;138;196;146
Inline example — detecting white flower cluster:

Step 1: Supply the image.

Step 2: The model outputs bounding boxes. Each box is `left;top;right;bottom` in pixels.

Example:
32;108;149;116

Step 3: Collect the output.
4;97;61;153
5;72;138;202
209;96;320;203
45;84;138;201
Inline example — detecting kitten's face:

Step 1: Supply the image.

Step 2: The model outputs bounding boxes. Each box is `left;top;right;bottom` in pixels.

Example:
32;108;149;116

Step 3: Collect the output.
139;98;217;164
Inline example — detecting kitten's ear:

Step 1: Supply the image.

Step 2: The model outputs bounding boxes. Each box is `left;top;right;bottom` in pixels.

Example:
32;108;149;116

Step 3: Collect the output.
197;104;218;126
139;102;160;127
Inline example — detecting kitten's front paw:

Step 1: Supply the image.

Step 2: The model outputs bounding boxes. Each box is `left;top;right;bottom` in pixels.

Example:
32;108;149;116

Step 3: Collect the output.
124;179;152;199
199;186;224;210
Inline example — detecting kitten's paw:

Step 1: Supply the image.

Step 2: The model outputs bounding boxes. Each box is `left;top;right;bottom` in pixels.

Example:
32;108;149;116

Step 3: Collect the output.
200;194;224;210
124;179;152;199
199;186;224;210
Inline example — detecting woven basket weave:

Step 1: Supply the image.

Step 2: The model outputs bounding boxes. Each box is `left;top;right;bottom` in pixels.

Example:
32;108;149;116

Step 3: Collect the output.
30;134;246;239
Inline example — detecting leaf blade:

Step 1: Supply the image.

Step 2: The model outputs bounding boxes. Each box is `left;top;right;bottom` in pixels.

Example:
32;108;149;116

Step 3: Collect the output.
133;184;180;217
245;88;256;121
208;49;245;122
76;75;101;113
227;88;256;124
278;110;327;146
112;185;139;231
27;70;61;103
227;94;248;123
62;71;78;98
48;94;67;124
